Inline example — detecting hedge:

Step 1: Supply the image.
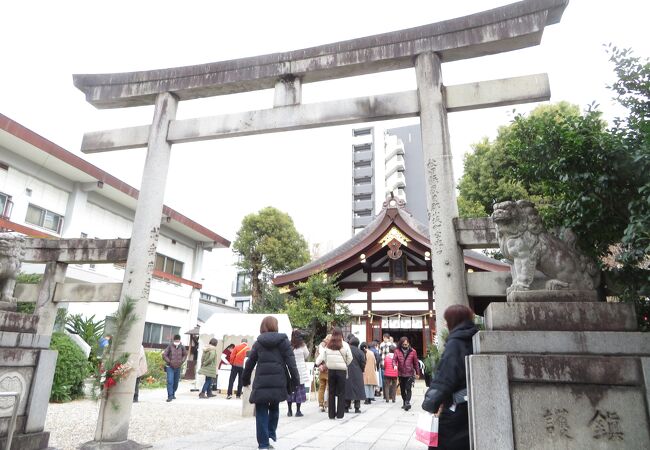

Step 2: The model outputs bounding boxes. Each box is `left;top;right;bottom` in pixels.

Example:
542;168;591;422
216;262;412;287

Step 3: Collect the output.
49;332;91;402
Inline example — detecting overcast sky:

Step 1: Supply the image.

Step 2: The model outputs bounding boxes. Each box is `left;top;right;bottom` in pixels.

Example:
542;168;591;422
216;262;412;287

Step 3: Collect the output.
2;0;648;297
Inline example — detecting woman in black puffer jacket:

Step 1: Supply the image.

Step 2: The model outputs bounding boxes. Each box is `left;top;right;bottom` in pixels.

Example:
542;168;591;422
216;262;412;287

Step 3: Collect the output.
243;316;299;450
422;305;478;450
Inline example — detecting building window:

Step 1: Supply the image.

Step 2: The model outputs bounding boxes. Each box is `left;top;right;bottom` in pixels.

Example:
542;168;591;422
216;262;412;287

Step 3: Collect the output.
143;321;180;345
234;273;250;295
155;253;184;278
353;143;372;152
25;204;64;233
353;128;372;137
0;193;13;220
235;299;250;312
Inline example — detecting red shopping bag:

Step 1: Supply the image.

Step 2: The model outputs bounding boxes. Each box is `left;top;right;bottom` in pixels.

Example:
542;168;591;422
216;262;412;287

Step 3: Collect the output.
415;412;439;447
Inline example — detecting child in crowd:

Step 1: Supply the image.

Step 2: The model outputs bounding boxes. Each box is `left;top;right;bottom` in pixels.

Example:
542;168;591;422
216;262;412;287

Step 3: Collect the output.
382;345;398;403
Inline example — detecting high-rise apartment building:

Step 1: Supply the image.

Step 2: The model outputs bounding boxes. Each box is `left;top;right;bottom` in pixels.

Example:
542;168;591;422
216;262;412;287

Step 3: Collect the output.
351;126;375;235
384;124;428;226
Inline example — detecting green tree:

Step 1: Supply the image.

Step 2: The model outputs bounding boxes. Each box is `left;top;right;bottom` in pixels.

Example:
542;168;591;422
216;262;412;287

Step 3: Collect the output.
65;314;105;361
249;284;287;314
457;47;649;329
284;272;350;351
233;207;310;308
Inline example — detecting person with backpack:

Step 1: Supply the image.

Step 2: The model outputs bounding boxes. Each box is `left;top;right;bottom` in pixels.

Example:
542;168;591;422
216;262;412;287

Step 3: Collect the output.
227;338;250;399
393;336;421;411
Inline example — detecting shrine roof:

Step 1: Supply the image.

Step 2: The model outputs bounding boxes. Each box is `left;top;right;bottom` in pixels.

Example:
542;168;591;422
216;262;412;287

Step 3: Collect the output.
273;197;508;286
0;114;230;249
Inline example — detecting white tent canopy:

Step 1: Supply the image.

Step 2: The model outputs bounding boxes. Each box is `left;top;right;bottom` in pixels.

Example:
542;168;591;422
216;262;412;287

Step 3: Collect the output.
200;313;293;343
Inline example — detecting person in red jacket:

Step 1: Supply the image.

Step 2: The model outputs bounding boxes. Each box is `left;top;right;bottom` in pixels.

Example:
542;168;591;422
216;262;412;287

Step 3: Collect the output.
227;338;250;399
393;336;421;410
382;345;398;403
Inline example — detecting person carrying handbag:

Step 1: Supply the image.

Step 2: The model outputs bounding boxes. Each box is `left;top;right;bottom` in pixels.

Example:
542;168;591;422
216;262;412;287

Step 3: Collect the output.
314;327;353;419
422;305;478;450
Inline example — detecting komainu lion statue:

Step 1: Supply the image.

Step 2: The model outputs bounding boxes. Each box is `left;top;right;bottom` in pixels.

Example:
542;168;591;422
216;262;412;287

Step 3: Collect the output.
492;200;600;295
0;233;26;307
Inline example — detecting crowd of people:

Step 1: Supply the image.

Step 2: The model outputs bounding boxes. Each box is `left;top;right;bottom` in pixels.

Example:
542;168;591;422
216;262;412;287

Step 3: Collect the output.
163;305;477;450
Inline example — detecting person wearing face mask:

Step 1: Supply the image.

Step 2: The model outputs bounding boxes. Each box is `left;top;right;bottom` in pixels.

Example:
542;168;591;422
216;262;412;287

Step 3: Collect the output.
163;334;188;402
393;336;421;411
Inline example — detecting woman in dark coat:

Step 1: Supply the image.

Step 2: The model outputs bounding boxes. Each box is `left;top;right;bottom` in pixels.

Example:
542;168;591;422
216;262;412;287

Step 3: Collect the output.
344;336;366;413
243;316;299;450
422;305;478;450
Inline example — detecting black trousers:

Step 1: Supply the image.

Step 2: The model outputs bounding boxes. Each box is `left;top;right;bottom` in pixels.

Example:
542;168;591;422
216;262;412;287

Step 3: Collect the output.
398;376;412;403
327;369;346;419
227;366;244;397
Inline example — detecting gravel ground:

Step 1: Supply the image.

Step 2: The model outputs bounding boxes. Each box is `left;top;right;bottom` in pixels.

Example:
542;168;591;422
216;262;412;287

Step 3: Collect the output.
45;381;244;450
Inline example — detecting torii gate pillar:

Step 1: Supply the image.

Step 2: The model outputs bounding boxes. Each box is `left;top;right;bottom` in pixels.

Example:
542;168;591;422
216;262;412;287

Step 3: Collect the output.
416;52;469;339
82;92;178;448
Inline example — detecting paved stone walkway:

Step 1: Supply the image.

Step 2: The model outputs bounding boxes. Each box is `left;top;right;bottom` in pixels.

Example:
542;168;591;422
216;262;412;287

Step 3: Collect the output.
153;386;427;450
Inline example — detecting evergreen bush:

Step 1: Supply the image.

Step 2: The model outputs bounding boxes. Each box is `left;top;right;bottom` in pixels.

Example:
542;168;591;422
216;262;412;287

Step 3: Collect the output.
142;350;166;388
49;332;91;402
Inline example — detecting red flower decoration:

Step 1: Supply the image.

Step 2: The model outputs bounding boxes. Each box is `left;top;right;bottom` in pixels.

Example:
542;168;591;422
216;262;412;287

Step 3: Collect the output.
104;377;117;389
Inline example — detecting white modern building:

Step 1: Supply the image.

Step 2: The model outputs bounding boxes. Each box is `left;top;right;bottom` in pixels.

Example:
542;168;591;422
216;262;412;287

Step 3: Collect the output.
351;126;376;235
0;113;232;346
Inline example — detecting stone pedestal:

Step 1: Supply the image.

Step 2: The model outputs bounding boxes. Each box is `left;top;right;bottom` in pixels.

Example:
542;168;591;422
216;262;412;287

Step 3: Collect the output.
0;311;54;450
467;299;650;450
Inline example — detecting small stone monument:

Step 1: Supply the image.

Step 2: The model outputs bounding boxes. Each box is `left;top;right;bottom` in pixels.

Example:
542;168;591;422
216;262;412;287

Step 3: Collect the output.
466;201;650;449
0;234;56;450
0;233;26;311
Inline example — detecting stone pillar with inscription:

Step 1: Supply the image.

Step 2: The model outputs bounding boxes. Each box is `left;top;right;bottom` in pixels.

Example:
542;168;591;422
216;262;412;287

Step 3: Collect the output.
467;294;650;449
82;92;179;449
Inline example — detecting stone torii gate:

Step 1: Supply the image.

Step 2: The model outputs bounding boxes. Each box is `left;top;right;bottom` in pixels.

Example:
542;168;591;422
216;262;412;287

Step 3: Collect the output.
73;0;568;445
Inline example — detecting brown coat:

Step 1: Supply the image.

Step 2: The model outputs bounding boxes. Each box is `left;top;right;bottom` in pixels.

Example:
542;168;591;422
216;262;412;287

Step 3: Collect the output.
362;349;378;386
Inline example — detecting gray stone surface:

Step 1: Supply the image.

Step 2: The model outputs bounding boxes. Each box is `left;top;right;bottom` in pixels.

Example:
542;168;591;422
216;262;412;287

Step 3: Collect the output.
416;51;470;339
466;271;547;297
92;92;178;444
507;355;642;385
25;350;57;433
0;311;39;333
484;301;637;331
642;358;650;424
72;0;568;108
0;331;50;349
467;355;514;450
508;289;599;303
0;366;33;418
0;349;38;367
473;330;650;355
510;383;650;449
0;430;49;450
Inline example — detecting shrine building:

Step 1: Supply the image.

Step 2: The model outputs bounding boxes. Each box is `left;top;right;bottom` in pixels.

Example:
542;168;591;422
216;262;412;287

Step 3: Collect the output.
273;196;508;357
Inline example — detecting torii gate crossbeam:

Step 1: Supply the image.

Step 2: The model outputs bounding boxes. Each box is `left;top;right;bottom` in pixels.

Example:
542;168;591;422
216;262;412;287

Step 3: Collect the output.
73;0;568;446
